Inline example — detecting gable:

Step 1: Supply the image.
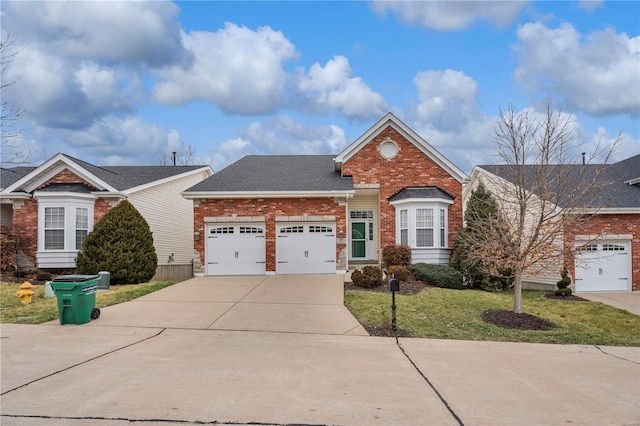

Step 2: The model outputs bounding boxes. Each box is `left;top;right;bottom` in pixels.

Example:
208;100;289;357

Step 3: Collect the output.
334;113;468;183
2;153;213;196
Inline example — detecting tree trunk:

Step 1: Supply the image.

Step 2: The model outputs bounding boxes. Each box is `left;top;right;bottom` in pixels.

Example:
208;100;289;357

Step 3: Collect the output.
513;267;523;314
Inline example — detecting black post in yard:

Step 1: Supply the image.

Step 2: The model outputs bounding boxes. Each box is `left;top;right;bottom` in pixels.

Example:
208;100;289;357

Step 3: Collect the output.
388;275;399;333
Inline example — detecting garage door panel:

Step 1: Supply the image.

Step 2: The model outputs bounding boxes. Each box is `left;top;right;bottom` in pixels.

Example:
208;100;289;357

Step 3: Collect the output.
575;241;630;292
207;225;265;276
276;223;336;275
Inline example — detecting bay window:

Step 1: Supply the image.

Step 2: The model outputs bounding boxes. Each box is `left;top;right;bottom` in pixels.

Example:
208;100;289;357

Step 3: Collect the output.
389;188;454;264
35;193;95;268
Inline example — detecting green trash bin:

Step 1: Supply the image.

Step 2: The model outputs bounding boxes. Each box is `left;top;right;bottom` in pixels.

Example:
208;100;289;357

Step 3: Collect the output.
51;275;101;325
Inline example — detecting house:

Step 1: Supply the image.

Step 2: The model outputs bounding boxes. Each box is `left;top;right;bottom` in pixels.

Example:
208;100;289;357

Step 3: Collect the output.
468;154;640;292
182;113;468;276
0;153;213;281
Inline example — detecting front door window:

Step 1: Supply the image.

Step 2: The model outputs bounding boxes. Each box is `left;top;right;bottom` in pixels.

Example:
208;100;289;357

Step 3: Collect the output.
351;222;366;258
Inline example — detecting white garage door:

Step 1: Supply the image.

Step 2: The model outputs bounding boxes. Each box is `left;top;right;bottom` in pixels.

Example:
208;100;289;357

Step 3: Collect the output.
206;224;265;276
276;223;336;274
575;241;631;292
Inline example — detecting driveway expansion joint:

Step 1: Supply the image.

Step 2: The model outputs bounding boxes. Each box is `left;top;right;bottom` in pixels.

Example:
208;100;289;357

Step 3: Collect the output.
0;328;167;397
395;337;465;426
0;413;330;425
594;345;640;364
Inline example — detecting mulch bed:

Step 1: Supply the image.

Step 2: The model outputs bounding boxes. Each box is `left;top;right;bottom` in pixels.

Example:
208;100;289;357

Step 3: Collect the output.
542;293;588;302
483;310;555;330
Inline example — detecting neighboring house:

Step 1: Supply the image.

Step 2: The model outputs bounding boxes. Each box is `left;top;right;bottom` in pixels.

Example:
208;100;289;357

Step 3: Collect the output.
468;155;640;292
183;113;468;276
0;153;213;281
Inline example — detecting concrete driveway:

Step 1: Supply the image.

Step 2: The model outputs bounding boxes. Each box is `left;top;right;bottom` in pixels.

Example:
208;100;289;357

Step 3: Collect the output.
84;275;368;335
1;276;638;425
576;291;640;315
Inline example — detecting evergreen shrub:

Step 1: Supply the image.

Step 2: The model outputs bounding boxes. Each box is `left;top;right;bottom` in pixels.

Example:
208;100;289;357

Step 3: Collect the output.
409;263;464;289
76;200;157;284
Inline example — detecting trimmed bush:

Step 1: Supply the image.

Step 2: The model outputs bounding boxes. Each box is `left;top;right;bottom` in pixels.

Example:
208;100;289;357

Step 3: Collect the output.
555;268;573;297
36;272;53;281
381;244;411;267
387;265;412;282
76;200;157;284
409;263;464;289
351;265;383;288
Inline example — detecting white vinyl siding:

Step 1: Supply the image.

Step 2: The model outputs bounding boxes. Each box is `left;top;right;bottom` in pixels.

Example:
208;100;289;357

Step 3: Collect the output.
127;170;210;267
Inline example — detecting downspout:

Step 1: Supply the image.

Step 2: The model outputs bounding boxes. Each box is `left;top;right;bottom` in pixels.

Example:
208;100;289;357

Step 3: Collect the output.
345;191;351;273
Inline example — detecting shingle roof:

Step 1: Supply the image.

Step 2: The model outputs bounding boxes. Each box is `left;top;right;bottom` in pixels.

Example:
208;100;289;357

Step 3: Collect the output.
37;183;94;193
186;155;353;193
479;154;640;209
1;154;209;192
0;167;36;190
388;187;454;202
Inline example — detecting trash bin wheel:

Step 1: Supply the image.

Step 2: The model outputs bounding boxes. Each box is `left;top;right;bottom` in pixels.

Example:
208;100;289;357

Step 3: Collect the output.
91;308;101;320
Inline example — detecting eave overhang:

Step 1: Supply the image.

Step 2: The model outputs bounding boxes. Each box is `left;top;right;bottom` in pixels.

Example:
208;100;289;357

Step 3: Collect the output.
182;190;355;200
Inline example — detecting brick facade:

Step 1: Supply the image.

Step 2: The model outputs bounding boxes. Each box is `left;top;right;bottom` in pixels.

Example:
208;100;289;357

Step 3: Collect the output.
194;197;347;273
564;214;640;291
341;126;463;251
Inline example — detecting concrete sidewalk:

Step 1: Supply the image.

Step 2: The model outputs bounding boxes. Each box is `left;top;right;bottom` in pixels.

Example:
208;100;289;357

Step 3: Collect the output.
1;324;638;425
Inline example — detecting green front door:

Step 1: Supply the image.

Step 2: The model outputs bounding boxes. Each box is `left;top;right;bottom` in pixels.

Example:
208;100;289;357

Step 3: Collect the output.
351;222;366;258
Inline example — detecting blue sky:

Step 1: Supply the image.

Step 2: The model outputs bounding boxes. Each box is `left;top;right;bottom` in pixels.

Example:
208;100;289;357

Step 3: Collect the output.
2;1;638;174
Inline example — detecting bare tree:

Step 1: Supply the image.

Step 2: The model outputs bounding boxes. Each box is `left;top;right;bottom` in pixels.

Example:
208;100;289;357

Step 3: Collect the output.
1;34;28;165
466;103;620;314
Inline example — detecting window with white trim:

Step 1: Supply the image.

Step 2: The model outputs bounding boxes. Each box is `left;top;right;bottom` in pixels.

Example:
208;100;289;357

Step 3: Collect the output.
45;207;65;250
416;208;434;247
400;209;408;245
75;207;89;250
37;196;95;254
439;209;446;248
390;199;452;250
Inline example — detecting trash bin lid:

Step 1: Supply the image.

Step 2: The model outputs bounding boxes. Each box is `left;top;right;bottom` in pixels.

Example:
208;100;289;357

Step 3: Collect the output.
52;274;100;282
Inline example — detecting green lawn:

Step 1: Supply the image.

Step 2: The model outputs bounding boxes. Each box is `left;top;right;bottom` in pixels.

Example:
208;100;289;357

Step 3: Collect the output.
345;288;640;346
1;281;174;324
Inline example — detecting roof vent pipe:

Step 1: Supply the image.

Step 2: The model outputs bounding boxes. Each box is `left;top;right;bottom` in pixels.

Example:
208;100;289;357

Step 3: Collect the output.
582;152;586;165
172;151;177;166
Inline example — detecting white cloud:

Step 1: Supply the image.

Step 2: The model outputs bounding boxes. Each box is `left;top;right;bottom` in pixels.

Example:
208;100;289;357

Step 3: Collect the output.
241;116;350;154
297;56;387;121
154;23;297;114
578;1;603;12
414;69;483;133
4;43;141;129
206;116;350;170
514;22;640;117
58;116;185;165
4;1;189;67
371;1;526;30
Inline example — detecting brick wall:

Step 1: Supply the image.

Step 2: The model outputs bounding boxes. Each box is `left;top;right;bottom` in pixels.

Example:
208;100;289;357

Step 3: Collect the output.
194;197;346;272
36;169;99;190
341;126;464;252
564;214;639;291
